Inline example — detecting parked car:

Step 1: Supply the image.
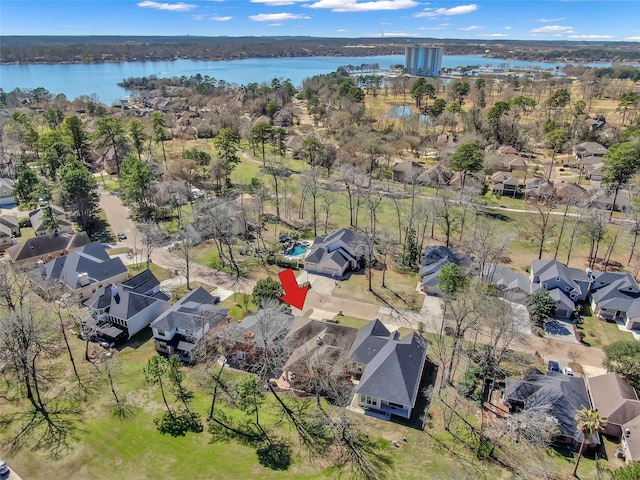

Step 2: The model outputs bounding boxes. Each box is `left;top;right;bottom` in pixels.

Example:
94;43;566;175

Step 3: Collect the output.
117;232;127;240
0;458;9;475
547;360;560;373
563;367;574;376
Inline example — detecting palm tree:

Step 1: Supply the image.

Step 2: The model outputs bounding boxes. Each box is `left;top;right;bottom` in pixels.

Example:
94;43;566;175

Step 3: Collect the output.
573;407;606;477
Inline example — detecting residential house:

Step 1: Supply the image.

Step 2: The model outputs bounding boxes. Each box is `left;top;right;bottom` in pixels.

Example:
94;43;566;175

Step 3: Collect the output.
151;287;230;363
392;160;425;183
348;320;428;420
554;182;591;205
0;214;19;251
589;271;640;330
525;179;555;202
281;317;359;392
86;269;172;342
488;265;532;302
32;243;129;302
29;205;73;236
591;189;631;212
419;246;469;295
0;178;15;206
497;145;519;156
530;259;592;318
503;154;527;172
219;309;295;367
587;373;640;464
0;215;20;237
584;117;606;131
416;165;454;188
6;231;91;265
503;371;600;450
490;172;521;197
304;228;367;278
273;109;292;127
573;142;608;161
585;162;604;182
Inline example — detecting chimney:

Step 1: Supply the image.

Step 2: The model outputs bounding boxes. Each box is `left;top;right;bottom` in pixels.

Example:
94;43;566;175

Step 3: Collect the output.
316;336;324;346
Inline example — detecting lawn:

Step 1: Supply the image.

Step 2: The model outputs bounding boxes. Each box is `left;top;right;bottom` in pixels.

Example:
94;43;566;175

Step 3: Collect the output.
330;314;370;329
331;269;423;311
128;261;173;282
221;292;257;320
577;303;635;347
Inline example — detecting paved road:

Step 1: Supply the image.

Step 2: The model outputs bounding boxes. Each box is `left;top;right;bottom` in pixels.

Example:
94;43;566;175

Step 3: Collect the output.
98;189;255;294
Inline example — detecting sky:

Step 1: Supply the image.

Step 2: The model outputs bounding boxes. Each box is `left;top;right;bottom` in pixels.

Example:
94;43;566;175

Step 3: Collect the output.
2;0;640;41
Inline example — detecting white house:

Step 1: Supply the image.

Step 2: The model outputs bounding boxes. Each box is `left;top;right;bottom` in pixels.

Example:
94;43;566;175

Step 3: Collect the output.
0;178;15;206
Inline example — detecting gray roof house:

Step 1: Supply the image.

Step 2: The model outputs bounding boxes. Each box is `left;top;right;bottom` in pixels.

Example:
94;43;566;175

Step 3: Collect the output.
6;231;91;265
86;269;171;341
0;177;16;206
349;319;429;421
530;259;592;318
304;228;367;278
573;142;608;160
151;287;230;363
419;246;469;296
488;265;532;302
0;214;19;237
29;205;73;236
392;160;425;183
32;242;129;302
503;372;600;449
589;271;640;330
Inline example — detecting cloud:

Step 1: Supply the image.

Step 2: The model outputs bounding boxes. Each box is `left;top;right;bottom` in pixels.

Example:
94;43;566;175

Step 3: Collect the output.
192;14;206;20
211;16;232;21
415;4;478;18
530;25;574;33
269;23;283;26
251;0;306;5
567;34;613;39
478;33;508;38
307;0;418;13
504;26;512;30
538;17;565;23
65;24;91;29
625;36;640;41
336;28;349;32
459;25;483;31
137;1;196;12
249;12;310;21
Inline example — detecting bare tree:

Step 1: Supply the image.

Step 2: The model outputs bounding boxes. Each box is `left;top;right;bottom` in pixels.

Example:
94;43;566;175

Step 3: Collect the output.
172;224;201;290
524;199;556;260
434;194;460;248
471;220;514;283
139;220;164;269
100;354;134;419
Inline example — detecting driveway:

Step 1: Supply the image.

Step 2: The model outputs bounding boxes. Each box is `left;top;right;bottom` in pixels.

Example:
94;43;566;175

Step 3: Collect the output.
544;319;580;344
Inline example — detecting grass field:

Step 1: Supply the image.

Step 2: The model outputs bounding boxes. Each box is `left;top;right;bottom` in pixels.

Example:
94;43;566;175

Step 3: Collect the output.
577;304;635;347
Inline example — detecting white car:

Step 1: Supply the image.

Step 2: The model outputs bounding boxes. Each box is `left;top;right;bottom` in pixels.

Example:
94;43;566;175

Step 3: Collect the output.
563;367;574;376
0;458;9;475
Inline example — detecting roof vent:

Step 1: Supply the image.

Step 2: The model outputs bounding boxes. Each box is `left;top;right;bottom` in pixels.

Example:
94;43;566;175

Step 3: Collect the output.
316;336;323;346
626;428;631;437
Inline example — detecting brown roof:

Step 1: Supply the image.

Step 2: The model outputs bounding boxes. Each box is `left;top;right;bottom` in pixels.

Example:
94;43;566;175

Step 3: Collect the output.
588;373;639;421
555;182;591;204
6;231;91;263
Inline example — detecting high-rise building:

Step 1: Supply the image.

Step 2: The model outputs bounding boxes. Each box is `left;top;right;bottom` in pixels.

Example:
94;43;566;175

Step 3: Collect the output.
404;45;443;77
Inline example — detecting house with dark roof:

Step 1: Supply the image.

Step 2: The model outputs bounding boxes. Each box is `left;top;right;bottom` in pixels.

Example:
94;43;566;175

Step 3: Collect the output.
503;371;599;450
530;260;592;319
86;269;171;342
32;243;129;302
151;287;230;363
304;228;367;278
589;271;640;330
487;265;532;303
281;318;359;392
348;320;428;421
419;246;469;296
6;231;91;265
416;165;454;188
0;177;16;206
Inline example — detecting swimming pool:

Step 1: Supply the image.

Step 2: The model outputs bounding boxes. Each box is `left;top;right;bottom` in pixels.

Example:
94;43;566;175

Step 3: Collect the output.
288;244;308;256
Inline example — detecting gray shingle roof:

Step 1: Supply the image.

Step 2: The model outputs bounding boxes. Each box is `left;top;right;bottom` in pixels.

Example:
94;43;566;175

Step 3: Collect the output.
505;373;598;445
348;319;392;364
356;331;428;408
40;243;127;289
151;287;229;332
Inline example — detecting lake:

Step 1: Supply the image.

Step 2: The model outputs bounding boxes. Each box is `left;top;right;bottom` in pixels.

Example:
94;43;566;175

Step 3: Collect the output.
0;54;607;105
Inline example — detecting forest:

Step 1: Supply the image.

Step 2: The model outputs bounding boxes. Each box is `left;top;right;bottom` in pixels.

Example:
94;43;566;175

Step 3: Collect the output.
2;35;640;64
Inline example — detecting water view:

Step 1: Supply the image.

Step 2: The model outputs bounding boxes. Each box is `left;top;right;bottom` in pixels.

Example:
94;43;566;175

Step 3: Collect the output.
1;54;610;105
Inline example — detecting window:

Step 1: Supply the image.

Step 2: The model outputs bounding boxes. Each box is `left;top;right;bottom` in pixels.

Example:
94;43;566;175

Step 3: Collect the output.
388;402;404;409
360;394;366;404
157;329;166;336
